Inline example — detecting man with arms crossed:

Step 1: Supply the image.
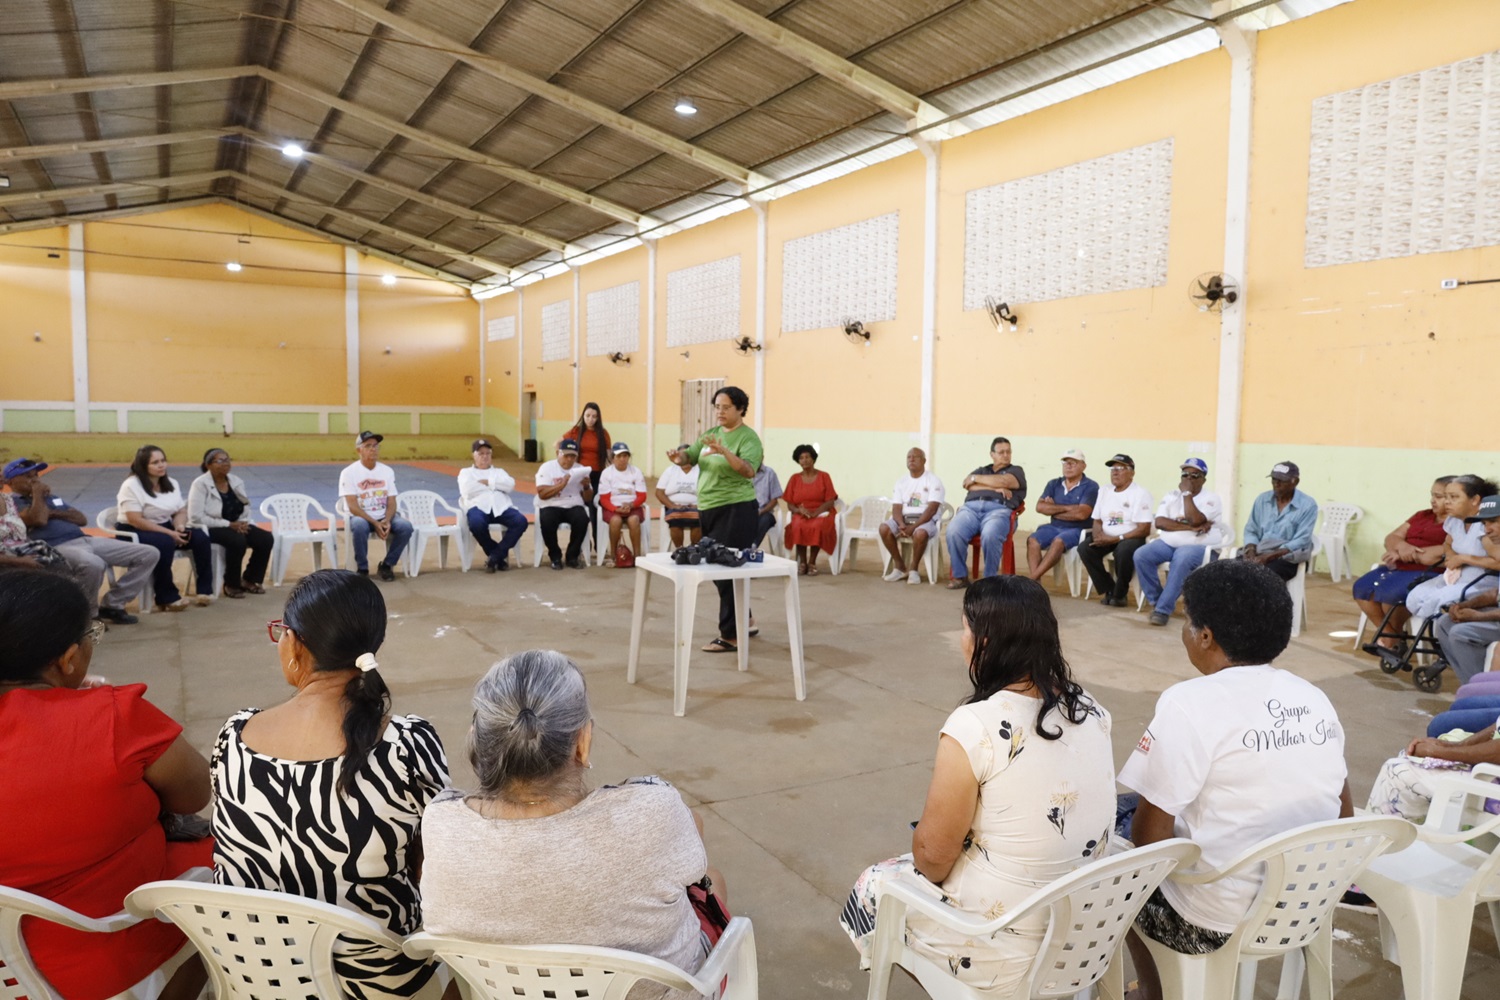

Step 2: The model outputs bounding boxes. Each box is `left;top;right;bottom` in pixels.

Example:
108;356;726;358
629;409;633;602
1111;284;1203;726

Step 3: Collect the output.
946;437;1027;590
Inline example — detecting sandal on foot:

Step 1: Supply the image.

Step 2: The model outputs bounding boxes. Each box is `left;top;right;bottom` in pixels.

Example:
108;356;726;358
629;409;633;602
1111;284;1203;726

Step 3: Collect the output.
807;565;820;576
748;617;759;638
702;637;738;653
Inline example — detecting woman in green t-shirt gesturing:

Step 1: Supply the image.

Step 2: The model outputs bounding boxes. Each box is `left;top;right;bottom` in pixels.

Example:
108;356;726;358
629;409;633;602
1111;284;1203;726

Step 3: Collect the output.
667;386;763;654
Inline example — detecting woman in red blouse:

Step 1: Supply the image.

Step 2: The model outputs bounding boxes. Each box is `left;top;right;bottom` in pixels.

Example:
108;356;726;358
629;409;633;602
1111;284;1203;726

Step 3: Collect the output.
782;444;840;575
0;568;213;1000
1353;476;1452;651
562;403;612;545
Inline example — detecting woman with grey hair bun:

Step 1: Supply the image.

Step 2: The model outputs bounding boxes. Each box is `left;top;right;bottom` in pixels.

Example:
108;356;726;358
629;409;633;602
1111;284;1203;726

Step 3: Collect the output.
420;651;730;997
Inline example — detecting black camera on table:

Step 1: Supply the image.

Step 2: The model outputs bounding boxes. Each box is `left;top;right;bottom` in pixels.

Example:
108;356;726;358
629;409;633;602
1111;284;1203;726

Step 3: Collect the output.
671;537;745;568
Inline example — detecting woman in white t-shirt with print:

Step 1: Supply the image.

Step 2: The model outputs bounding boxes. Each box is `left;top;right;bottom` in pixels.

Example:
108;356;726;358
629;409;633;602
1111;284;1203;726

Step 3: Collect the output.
841;576;1115;995
1404;474;1500;618
1117;558;1351;1000
115;444;214;611
655;450;702;550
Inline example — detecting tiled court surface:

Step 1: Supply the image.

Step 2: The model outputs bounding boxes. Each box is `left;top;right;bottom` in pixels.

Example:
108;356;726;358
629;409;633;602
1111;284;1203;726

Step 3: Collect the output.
80;536;1496;999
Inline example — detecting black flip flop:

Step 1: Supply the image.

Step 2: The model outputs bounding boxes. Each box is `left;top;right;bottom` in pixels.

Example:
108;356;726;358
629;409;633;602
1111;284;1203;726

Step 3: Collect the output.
702;637;738;653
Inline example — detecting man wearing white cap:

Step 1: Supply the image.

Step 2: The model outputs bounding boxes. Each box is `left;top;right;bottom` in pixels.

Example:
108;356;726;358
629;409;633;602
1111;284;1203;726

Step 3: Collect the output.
1025;449;1098;582
338;430;412;580
458;438;529;572
1133;458;1228;625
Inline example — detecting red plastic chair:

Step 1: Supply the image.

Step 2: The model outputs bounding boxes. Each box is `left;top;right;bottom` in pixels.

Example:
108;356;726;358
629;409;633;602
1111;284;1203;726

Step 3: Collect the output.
963;502;1024;578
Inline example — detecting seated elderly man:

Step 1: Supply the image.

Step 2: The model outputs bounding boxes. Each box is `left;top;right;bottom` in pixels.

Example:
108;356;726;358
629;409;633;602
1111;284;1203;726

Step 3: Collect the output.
879;448;945;585
1078;454;1155;607
3;458;155;623
1239;461;1318;581
752;462;783;548
1026;449;1098;582
946;437;1027;590
534;439;594;570
1133;458;1229;625
458;438;529;572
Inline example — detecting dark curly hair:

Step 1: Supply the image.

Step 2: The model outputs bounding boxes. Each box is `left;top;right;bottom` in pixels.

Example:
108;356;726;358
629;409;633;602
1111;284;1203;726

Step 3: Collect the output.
1182;559;1293;664
792;444;818;463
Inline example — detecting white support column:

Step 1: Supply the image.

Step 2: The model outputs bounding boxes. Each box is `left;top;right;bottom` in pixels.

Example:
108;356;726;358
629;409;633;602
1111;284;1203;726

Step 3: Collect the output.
917;141;939;461
516;287;526;455
1212;8;1257;529
344;247;361;435
571;267;581;420
478;300;487;435
68;223;89;432
646;238;658;476
752;201;768;434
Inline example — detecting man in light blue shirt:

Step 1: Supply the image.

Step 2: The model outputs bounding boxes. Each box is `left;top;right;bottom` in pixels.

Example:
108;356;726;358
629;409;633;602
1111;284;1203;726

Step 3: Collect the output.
1240;461;1319;581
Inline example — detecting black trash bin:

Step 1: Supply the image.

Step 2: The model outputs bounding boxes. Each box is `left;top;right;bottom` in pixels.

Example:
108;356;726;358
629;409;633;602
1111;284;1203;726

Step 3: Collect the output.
523;438;538;462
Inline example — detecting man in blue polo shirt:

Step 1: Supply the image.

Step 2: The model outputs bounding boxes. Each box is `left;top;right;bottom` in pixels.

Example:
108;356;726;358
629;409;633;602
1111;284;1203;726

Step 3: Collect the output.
4;458;156;624
1026;449;1099;582
1240;461;1319;581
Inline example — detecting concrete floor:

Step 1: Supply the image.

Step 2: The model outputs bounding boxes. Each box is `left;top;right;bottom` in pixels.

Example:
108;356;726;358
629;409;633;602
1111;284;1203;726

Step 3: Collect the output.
95;530;1497;999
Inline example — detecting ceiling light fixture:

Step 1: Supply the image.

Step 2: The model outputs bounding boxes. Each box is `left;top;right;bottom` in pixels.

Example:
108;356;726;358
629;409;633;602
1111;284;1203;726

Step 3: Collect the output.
281;143;306;159
226;261;243;272
381;274;396;286
673;96;698;116
0;173;10;189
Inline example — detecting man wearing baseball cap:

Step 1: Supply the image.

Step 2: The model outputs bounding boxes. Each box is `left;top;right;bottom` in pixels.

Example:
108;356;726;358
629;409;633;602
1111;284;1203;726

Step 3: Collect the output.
3;458;157;623
457;439;528;572
1239;461;1318;582
1079;454;1155;607
337;431;412;580
534;439;594;569
1026;449;1098;583
1133;458;1229;625
1431;496;1500;688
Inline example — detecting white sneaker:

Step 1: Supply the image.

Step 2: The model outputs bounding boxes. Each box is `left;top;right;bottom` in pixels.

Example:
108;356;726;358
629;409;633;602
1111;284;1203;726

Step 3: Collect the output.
907;571;921;585
883;567;906;583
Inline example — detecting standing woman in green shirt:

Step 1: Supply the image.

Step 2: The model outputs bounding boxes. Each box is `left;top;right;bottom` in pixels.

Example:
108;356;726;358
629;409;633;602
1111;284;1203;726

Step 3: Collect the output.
667;386;763;653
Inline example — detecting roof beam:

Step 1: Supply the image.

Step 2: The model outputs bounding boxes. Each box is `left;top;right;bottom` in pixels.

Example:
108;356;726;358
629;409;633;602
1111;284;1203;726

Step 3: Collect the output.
0;171;229;208
681;0;949;130
0;65;255;101
229;172;516;278
0;127;235;162
320;0;767;188
0;196;219;236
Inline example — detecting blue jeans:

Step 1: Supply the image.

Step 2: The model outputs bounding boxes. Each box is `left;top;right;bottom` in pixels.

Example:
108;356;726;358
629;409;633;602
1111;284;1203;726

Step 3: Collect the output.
117;521;213;604
349;515;412;571
466;506;528;564
1134;540;1209;617
947;500;1012;580
1427;695;1500;737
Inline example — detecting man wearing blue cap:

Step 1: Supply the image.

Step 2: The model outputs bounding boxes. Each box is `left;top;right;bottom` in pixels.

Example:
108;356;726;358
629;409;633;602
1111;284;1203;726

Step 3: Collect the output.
3;458;157;624
1133;458;1228;625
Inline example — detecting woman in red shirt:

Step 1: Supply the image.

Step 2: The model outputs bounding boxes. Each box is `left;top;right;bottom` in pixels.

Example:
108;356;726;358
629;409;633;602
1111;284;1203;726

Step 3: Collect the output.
562;403;612;546
1353;475;1452;651
0;568;213;1000
783;444;840;575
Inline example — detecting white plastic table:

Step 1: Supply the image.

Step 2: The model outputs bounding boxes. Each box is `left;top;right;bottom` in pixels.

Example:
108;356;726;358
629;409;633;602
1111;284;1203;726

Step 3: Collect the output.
626;552;806;716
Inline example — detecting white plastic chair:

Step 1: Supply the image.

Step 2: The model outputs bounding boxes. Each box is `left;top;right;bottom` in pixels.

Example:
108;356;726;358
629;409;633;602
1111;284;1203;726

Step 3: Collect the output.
532;508;595;567
125;880;416;1000
95;507;223;609
837;496;887;575
259;493;339;586
1351;763;1500;1000
1314;503;1364;582
784;498;846;573
865;839;1200;1000
880;502;954;585
1054;528;1088;598
1287;560;1311;638
1138;815;1416;1000
595;502;652;564
760;510;786;557
403;916;758;1000
397;490;471;576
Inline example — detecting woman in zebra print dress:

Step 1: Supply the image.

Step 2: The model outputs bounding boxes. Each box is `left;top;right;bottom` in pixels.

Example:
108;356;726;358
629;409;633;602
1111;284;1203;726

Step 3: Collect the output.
211;570;450;999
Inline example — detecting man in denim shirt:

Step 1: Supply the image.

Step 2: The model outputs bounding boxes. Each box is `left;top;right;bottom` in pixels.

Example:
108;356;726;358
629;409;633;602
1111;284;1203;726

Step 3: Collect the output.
1240;461;1319;581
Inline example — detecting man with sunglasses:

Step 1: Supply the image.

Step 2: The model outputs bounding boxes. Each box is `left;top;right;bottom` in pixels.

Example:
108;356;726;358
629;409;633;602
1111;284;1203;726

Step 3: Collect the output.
1133;458;1228;625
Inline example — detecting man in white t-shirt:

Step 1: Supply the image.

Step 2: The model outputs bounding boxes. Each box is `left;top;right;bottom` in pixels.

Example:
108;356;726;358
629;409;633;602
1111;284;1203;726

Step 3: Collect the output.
534;440;594;569
1077;454;1154;607
655;448;702;550
1118;559;1350;999
597;442;648;565
1132;458;1228;625
338;430;412;580
458;438;529;572
878;448;945;585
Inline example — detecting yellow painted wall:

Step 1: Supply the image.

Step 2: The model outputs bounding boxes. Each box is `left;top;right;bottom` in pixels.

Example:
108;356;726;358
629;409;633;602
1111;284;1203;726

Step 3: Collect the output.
356;257;479;408
577;246;649;425
652;211;760;429
1242;0;1500;450
764;154;927;433
935;50;1231;441
481;293;522;440
0;226;73;400
83;204;347;405
520;272;579;431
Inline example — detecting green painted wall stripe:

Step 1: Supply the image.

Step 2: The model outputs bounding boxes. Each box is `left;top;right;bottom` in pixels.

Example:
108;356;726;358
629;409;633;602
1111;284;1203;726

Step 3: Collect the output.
4;410;75;433
420;413;481;435
128;410;224;434
233;412;321;434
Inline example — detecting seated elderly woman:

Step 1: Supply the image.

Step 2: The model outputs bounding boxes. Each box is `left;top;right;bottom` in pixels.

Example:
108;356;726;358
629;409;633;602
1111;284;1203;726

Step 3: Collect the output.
1404;474;1500;620
187;449;274;597
1353;476;1450;650
840;577;1115;995
655;446;703;550
782;444;839;575
0;568;213;1000
116;444;214;610
212;570;450;1000
421;650;731;996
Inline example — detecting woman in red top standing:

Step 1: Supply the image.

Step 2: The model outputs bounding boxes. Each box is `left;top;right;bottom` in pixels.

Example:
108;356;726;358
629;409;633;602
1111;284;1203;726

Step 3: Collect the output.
0;568;213;1000
1353;475;1452;652
782;444;840;576
562;402;612;546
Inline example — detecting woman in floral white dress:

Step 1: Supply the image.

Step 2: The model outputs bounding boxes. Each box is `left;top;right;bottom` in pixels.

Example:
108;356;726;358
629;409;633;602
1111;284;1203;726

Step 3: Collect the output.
841;576;1116;994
